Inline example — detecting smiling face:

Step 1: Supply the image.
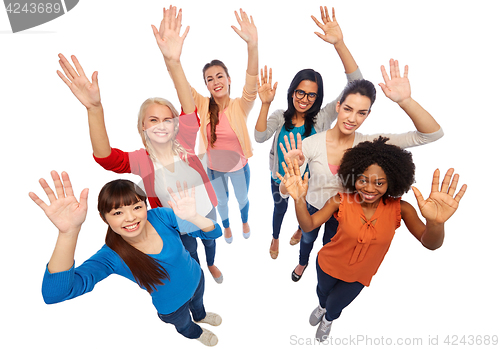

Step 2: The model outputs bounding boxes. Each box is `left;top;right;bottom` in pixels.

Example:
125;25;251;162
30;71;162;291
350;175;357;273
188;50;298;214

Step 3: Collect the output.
142;103;176;145
104;200;148;241
292;80;318;115
204;65;231;99
355;164;389;205
335;93;372;134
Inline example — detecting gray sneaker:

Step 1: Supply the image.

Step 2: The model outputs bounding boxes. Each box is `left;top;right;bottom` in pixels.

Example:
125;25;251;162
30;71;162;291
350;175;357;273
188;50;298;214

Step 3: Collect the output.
315;317;332;342
195;312;222;326
309;305;327;326
196;328;218;346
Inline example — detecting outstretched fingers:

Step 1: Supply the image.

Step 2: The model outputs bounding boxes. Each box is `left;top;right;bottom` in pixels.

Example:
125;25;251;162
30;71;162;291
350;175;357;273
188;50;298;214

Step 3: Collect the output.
380;64;390;85
289;132;296;150
283;135;292;153
389;58;400;79
51;170;66;200
454;184;467;203
432;168;467;203
295;132;302;151
60;171;74;198
276;171;285;183
57;54;78;81
71;55;87;79
439;168;454;194
28;191;48;211
442;168;467;203
430;168;441;194
323;6;332;22
260;65;268;85
411;186;425;208
292;157;301;178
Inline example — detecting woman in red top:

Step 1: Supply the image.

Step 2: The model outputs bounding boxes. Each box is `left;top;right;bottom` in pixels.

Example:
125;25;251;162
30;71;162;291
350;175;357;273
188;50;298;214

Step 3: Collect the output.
56;7;223;283
279;137;467;342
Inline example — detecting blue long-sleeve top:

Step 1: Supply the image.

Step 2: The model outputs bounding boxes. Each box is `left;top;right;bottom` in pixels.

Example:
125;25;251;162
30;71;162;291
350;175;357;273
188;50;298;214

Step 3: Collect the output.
41;207;222;315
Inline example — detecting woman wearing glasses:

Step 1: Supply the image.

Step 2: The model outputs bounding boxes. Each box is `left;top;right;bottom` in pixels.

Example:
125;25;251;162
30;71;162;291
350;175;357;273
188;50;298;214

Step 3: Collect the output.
254;6;361;259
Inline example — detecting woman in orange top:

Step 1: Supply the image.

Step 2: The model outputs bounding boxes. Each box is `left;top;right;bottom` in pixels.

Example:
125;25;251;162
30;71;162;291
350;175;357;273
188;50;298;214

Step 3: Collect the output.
278;137;467;342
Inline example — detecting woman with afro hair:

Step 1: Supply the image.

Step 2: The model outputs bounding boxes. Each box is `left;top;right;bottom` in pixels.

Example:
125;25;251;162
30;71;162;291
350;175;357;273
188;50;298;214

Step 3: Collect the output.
281;59;445;282
278;137;467;342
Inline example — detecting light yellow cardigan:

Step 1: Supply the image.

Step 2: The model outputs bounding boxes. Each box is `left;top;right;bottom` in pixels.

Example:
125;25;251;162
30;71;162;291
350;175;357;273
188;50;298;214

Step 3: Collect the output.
191;72;259;159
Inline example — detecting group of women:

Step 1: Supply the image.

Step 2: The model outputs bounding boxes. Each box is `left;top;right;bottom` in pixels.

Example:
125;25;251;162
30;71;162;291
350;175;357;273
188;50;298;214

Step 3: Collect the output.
30;5;467;346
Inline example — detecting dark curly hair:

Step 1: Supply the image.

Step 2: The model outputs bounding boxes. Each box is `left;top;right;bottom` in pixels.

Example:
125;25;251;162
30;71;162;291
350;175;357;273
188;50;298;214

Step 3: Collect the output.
337;136;415;200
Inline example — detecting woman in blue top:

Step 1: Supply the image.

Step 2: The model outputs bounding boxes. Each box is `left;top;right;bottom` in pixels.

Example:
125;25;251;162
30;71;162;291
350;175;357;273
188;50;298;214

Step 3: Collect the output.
254;6;362;259
30;172;222;346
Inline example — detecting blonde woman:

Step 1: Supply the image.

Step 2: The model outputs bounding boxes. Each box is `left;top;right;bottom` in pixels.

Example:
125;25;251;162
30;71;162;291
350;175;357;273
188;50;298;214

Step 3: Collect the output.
56;10;223;283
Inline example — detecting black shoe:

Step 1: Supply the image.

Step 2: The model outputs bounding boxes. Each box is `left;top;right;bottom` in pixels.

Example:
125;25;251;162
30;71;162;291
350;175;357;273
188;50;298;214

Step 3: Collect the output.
291;263;308;282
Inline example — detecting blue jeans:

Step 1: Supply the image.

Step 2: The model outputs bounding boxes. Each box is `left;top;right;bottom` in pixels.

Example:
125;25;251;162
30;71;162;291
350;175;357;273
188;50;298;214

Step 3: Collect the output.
299;202;339;266
179;208;217;266
157;272;206;339
271;178;299;239
208;163;250;228
316;258;364;321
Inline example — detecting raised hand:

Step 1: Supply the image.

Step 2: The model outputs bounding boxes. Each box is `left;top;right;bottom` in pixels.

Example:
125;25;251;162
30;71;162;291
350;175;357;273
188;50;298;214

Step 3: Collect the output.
167;181;197;221
152;5;189;63
29;171;89;234
57;54;101;110
276;158;309;202
232;8;258;46
279;132;305;166
311;6;343;45
412;168;467;224
258;65;278;104
379;59;411;104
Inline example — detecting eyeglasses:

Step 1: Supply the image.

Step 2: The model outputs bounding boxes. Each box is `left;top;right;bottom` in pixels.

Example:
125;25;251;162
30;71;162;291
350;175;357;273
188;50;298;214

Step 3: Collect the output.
294;89;318;101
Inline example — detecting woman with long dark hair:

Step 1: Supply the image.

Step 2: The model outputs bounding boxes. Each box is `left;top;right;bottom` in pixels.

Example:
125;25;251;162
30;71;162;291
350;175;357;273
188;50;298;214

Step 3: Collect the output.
254;6;362;259
281;59;445;281
31;172;222;346
56;7;223;283
155;6;258;243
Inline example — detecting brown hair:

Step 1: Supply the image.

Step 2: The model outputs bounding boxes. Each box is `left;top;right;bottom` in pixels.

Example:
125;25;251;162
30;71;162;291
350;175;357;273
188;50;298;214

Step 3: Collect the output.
202;60;230;148
98;179;169;293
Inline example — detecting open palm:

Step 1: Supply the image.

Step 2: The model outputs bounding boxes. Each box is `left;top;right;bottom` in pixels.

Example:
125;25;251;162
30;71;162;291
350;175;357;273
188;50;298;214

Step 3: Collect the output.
412;168;467;224
379;59;411;104
311;6;343;45
232;8;258;45
277;158;309;202
280;133;305;166
167;181;197;221
29;171;88;234
57;54;101;109
258;65;277;104
152;5;188;62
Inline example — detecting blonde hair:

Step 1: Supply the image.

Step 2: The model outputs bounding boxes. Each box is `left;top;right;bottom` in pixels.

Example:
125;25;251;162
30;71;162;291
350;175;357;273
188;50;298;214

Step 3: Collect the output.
137;97;188;162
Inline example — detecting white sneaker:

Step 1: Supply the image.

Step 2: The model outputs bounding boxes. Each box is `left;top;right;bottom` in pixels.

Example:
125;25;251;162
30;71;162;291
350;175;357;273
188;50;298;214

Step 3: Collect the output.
309;305;327;326
196;328;218;346
315;317;332;342
195;312;222;326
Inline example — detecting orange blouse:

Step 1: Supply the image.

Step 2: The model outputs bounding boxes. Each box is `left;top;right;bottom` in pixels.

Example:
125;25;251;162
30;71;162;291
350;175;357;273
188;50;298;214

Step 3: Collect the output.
318;193;401;286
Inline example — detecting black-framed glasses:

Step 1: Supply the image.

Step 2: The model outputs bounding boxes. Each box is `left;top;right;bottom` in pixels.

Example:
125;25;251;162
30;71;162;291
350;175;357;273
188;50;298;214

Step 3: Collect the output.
294;89;318;101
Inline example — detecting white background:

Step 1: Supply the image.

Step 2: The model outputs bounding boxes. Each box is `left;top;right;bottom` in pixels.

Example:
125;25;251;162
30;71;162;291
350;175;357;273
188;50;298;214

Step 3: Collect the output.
1;0;499;348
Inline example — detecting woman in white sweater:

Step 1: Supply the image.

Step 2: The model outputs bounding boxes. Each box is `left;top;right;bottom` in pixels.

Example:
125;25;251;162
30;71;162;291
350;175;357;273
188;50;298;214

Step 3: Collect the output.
255;6;361;260
281;59;444;281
